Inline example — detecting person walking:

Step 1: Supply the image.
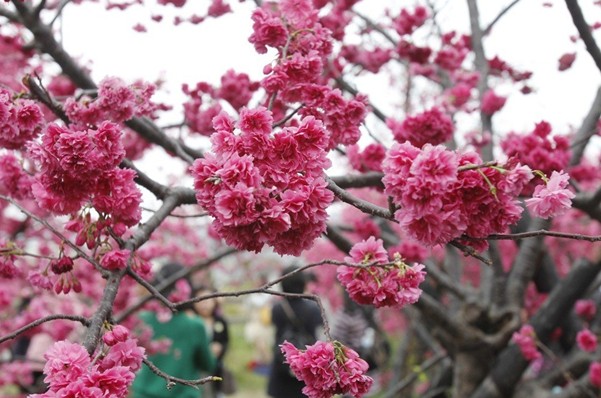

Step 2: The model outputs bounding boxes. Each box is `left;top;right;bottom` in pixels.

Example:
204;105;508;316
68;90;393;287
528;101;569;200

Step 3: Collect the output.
194;286;231;398
267;265;323;398
130;262;216;398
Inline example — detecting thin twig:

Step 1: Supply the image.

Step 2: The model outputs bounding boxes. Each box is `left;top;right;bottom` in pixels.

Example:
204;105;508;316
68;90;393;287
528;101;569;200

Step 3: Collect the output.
484;0;522;35
0;195;101;268
0;315;89;345
485;230;601;242
142;358;220;388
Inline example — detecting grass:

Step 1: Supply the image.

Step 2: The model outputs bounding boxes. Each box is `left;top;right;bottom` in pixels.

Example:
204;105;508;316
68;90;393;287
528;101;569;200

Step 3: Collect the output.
221;302;269;397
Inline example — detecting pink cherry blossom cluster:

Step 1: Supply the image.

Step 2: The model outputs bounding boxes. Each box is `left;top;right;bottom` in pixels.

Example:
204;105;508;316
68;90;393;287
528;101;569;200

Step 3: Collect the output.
575;299;597;321
64;76;159;128
346;143;386;172
525;170;575;219
488;55;533;83
480;89;507;115
339;45;392;74
183;70;260;135
27;121;142;228
249;0;368;149
512;324;542;362
590;362;601;388
576;328;598;352
0;33;33;91
396;40;432;65
433;32;471;72
100;249;131;271
0;153;35;200
392;5;428;36
382;142;531;248
191;108;333;255
281;340;373;398
337;237;426;308
387;107;454;148
0;87;45;149
30;331;144;398
501;121;571;195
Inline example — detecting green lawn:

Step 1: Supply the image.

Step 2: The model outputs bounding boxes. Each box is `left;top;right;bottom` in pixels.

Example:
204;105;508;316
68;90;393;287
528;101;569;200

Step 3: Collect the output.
222;311;269;397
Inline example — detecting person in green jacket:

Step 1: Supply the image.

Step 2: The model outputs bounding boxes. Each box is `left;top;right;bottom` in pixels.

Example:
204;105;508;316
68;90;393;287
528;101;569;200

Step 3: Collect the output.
130;262;217;398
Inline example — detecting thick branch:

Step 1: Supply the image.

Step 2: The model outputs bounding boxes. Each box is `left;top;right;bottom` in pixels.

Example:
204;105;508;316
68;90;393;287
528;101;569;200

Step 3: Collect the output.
329;172;384;189
471;259;601;398
326;177;393;220
82;268;127;354
505;218;550;309
324;224;354;254
125;191;188;251
565;0;601;74
570;86;601;166
466;0;493;161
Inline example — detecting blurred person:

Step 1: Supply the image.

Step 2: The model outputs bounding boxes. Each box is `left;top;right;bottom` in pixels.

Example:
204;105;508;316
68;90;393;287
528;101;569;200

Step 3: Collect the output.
194;286;232;398
331;291;391;397
130;262;216;398
267;265;323;398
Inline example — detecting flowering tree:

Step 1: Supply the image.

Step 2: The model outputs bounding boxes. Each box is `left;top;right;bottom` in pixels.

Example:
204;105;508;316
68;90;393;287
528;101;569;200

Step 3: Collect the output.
1;0;601;397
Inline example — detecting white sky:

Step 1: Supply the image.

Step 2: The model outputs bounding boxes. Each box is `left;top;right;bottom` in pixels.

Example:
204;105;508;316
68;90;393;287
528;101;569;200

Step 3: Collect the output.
57;0;601;172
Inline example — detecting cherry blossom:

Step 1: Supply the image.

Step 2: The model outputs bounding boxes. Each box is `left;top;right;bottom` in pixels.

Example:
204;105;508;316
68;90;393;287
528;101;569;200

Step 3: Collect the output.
281;340;373;398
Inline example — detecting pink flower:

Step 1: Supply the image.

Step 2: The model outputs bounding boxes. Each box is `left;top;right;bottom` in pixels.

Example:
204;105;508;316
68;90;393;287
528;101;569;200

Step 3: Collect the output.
88;366;135;396
590;361;601;388
238;106;273;135
525;170;574;218
100;249;130;271
576;329;598;352
43;341;91;391
388;107;454;148
575;299;596;321
338;241;426;308
346;236;388;264
281;340;373;398
558;52;576;71
512;325;541;362
500;121;571;195
393;5;428;36
481;89;507;115
99;339;145;372
103;325;130;346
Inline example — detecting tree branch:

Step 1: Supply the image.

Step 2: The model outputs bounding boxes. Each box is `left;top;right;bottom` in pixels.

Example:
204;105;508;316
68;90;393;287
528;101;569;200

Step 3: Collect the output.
565;0;601;74
471;258;601;398
466;0;493;161
142;358;220;388
326;176;393;220
329;172;385;189
505;218;551;309
115;248;237;323
486;229;601;242
0;314;89;345
570;86;601;166
484;0;522;35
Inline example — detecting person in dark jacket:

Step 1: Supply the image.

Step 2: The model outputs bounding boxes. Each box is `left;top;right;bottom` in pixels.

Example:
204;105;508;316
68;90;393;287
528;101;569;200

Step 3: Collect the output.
195;286;231;398
267;265;323;398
